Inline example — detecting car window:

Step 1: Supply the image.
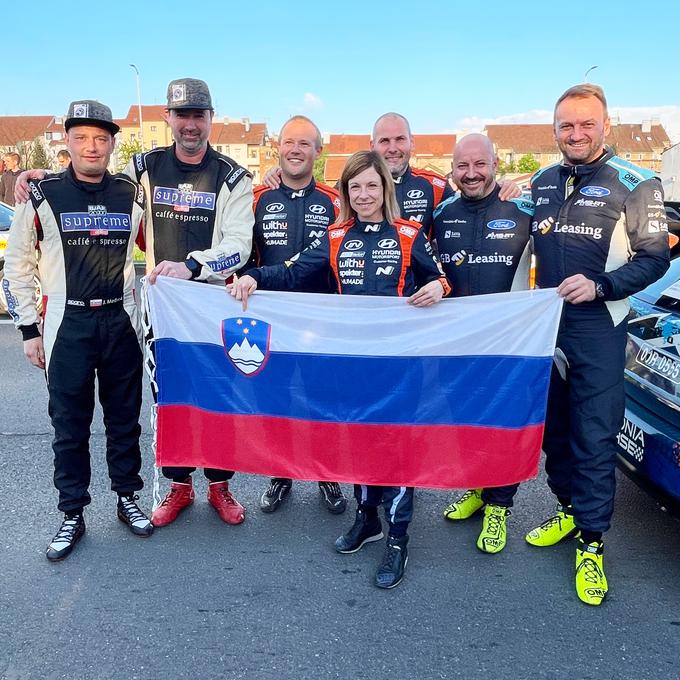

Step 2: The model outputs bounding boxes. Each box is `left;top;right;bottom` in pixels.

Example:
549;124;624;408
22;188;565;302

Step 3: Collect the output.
0;203;13;230
666;206;680;221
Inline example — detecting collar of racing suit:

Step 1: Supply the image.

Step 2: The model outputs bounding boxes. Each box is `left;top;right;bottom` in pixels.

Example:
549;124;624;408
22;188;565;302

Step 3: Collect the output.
457;183;502;212
353;218;390;233
170;142;214;171
65;162;111;192
392;166;412;185
278;178;317;198
558;146;612;181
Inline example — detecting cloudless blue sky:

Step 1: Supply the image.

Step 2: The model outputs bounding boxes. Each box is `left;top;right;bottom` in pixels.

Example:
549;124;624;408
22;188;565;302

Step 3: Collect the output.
5;0;680;137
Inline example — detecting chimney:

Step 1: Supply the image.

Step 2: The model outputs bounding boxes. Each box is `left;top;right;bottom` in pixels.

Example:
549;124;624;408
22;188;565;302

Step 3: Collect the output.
610;115;619;126
651;117;660;127
642;120;651;133
242;117;250;132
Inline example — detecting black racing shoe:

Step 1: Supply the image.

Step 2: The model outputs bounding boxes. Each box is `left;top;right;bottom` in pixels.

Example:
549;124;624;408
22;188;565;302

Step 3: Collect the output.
117;494;154;537
334;508;383;553
260;478;292;513
46;513;85;562
318;481;347;515
375;535;409;589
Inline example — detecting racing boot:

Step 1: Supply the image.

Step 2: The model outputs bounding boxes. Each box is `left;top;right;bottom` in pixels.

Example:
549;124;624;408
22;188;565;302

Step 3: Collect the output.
117;494;154;537
575;539;608;606
260;478;292;513
525;504;578;547
208;481;246;525
46;512;85;562
318;481;347;515
476;504;510;553
335;507;383;553
151;479;194;527
375;535;409;589
443;488;484;520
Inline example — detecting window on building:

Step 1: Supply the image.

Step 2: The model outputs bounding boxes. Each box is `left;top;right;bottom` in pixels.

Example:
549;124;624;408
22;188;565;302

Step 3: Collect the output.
217;145;223;153
45;132;52;140
265;151;271;159
249;148;258;159
625;153;631;159
151;126;157;132
151;141;158;149
130;133;136;140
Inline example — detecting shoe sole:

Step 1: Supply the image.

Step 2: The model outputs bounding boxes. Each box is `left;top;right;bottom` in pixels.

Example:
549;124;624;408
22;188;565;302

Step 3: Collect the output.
46;526;86;562
117;513;154;537
335;531;384;554
150;499;194;528
375;555;409;589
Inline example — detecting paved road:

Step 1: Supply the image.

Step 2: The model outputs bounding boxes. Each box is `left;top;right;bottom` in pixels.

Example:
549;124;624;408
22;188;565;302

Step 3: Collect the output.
1;323;679;680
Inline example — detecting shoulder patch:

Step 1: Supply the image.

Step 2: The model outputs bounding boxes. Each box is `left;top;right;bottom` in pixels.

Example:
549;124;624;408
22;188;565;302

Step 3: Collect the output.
224;162;252;189
509;196;535;216
606;156;656;192
433;194;460;219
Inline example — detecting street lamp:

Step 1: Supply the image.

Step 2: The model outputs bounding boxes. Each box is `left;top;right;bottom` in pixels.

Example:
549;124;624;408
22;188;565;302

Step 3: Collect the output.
129;63;145;151
584;65;599;82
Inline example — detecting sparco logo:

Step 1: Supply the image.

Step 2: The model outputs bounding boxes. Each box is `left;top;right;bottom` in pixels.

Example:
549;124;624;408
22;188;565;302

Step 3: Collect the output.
378;238;398;249
309;204;326;214
487;219;516;231
344;240;364;250
407;189;424;199
266;203;285;213
579;186;610;198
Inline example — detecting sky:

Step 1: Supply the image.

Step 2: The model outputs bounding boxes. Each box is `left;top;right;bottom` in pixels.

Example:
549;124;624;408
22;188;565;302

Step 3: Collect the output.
5;0;680;141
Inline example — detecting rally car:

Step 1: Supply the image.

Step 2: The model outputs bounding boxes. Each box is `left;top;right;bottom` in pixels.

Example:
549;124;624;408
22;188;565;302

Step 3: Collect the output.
616;245;680;509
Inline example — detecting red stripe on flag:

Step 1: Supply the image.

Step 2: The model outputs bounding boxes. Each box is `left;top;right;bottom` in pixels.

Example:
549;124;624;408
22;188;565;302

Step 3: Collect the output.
156;405;543;488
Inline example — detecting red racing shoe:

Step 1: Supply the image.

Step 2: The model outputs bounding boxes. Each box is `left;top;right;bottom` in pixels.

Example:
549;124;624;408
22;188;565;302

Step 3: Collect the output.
151;480;195;527
207;481;246;525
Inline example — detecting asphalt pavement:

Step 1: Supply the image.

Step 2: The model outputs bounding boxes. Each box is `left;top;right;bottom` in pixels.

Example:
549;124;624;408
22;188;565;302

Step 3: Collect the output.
1;322;679;680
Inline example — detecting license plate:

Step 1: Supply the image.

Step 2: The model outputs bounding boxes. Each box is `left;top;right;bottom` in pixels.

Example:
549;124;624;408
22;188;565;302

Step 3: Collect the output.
635;344;680;384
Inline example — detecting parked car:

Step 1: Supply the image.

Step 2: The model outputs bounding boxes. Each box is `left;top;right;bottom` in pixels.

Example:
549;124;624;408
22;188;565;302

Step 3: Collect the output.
616;250;680;509
665;203;680;257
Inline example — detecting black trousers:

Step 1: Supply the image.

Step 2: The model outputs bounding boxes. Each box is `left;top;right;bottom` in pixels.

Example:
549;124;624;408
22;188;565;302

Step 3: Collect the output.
542;311;628;533
481;484;519;507
162;466;234;482
354;484;414;533
47;307;143;513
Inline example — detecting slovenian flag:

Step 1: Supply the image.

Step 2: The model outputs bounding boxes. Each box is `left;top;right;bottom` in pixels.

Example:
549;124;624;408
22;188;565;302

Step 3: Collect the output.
145;277;562;488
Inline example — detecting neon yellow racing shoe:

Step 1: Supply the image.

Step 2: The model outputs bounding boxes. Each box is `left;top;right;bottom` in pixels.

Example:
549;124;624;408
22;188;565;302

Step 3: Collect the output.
575;539;608;606
476;505;510;553
525;504;579;547
443;489;484;521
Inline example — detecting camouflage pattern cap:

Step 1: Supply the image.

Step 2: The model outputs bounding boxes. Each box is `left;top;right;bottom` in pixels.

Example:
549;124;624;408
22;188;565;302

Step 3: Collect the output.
64;100;120;135
166;78;214;111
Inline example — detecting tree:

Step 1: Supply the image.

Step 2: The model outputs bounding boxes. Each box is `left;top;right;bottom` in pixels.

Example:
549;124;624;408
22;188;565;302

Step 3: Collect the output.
497;159;516;175
29;139;50;170
116;139;142;172
516;154;540;174
313;152;327;183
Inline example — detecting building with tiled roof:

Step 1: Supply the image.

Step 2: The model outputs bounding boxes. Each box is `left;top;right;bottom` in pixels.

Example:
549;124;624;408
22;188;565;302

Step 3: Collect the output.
0;115;55;167
210;119;272;183
485;120;671;172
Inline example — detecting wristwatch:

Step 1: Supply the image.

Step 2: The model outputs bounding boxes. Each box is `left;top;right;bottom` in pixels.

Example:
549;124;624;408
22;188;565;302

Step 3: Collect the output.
185;257;202;280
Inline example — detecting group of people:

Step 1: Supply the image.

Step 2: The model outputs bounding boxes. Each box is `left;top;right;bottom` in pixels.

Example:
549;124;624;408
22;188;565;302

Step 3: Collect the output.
3;79;670;604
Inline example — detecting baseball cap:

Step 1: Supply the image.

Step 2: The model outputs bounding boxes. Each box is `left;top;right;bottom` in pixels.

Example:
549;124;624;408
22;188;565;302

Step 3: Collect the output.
64;100;120;135
166;78;213;111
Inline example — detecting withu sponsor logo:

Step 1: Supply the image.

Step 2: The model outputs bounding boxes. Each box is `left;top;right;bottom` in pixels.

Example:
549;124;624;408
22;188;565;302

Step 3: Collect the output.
309;204;326;215
579;186;610;198
266;202;285;213
344;240;364;250
378;238;397;249
487;219;516;231
407;189;424;199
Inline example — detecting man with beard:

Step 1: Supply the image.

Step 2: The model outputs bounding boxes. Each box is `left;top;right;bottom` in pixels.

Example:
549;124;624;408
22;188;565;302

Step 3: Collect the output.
434;134;533;553
526;84;669;605
249;115;347;515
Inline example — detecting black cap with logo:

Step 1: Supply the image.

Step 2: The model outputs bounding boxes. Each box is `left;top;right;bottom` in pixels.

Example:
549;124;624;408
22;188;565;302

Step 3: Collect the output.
64;100;120;135
166;78;213;111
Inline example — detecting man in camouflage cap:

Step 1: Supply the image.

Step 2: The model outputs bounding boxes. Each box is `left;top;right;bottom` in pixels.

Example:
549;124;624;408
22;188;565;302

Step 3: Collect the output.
133;78;254;528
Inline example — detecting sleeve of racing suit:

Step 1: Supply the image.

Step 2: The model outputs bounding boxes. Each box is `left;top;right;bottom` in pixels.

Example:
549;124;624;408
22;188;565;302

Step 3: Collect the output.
410;229;449;289
2;200;41;338
597;178;671;300
249;233;333;291
187;176;254;283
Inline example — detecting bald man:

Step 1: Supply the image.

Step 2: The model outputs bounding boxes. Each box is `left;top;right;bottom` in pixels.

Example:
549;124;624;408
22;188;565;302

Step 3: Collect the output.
433;133;534;553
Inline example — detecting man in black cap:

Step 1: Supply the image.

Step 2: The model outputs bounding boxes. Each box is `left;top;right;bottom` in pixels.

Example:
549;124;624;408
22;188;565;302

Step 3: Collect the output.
2;100;153;561
134;78;254;528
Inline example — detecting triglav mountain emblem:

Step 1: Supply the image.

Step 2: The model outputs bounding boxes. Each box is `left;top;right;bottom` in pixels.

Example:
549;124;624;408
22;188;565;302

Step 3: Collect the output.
222;317;271;376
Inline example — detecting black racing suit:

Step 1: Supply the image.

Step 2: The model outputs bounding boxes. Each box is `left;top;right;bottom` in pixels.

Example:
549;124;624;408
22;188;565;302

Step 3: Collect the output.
249;217;449;535
531;147;670;532
2;166;146;512
433;184;533;506
127;144;254;482
393;166;454;236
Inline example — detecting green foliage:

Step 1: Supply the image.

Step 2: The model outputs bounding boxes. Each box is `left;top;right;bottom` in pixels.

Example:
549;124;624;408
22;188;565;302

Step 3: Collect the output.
516;154;540;174
313;152;327;183
116;139;143;172
497;159;516;175
29;140;50;169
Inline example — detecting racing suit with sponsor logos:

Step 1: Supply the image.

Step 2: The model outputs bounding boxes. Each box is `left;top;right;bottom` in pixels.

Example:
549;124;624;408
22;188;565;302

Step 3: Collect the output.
127;143;254;483
531;147;670;532
249;217;449;532
2;167;146;512
249;179;340;292
394;166;454;236
433;184;533;505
